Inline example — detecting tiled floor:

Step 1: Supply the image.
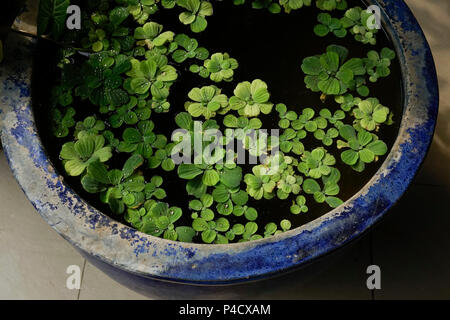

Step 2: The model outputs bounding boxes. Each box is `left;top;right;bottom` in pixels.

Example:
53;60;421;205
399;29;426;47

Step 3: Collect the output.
0;0;449;299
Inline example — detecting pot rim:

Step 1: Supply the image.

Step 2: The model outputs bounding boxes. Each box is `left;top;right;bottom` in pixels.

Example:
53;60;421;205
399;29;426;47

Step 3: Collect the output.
0;0;438;285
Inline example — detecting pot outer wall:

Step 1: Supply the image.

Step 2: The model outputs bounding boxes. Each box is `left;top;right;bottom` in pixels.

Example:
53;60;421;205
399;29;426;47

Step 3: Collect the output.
0;0;438;295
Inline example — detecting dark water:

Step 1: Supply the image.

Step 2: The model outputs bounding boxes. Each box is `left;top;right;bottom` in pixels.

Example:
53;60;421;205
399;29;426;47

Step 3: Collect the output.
33;0;403;234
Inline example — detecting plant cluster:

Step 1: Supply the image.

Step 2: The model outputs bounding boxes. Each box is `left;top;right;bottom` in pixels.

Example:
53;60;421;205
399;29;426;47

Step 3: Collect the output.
314;6;380;45
39;0;396;244
301;44;395;98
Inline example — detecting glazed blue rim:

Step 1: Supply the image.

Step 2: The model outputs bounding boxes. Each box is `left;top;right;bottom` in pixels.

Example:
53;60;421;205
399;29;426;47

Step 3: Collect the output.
0;0;438;285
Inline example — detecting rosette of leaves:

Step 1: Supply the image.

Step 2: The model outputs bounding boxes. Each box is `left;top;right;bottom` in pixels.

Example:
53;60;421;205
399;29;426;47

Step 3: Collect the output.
224;223;246;241
60;134;112;177
237;222;262;242
278;128;305;155
82;155;163;214
314;13;347;38
108;6;135;52
189;194;214;218
276;104;298;129
172;34;209;63
291;108;320;133
298;147;336;179
185;86;229;119
80;158;134;195
134;22;175;50
189;64;210;78
290;195;309;214
223;190;258;221
84;28;110;53
316;0;347;11
173;112;220;157
340;7;378;45
192;216;230;244
74;116;106;139
251;0;281;13
243;130;270;157
126;200;194;242
51;107;75;138
50;84;74;108
103;131;120;149
335;93;361;112
301;45;366;97
82;7;133;53
118;120;156;159
137;202;183;240
203;53;239;83
148;139;176;171
337;125;388;172
302;168;343;208
279;0;311;13
177;0;213;33
109;96;152;128
125;54;177;95
144;176;167;200
177;156;230;188
314;127;339;146
234;205;258;222
244;153;289;200
319;108;345;127
124;0;159;24
352;98;391;131
364;48;396;82
275;167;303;200
223;114;262;140
229;79;273;117
75;53;131;108
148;87;172;113
244;165;275;200
262;222;279;238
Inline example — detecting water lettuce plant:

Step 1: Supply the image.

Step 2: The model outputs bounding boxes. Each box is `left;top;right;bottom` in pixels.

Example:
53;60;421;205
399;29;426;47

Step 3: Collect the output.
301;45;366;97
337;125;388;172
177;0;213;33
185;85;229;119
341;6;378;45
314;13;347;38
229;79;273;117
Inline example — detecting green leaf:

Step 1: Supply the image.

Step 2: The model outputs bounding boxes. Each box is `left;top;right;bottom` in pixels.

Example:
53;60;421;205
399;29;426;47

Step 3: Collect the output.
326;197;344;208
201;229;217;243
303;179;321;194
366;140;388;156
341;149;359;165
176;226;196;242
220;167;242;189
203;169;220;186
178;164;203;180
301;56;322;75
37;0;70;38
244;207;258;221
123;154;144;179
193;218;209;232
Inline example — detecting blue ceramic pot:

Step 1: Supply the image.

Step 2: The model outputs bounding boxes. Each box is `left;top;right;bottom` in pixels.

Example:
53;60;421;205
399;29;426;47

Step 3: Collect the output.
0;0;438;290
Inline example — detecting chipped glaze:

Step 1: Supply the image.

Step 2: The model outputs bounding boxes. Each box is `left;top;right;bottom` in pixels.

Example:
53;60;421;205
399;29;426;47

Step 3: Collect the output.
0;0;438;285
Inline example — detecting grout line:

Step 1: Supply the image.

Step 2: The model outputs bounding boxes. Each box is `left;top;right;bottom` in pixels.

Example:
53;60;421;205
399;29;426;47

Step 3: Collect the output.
77;259;87;300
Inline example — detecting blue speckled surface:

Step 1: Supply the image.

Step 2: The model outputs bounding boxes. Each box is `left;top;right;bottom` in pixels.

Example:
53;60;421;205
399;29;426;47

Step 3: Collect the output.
0;0;438;285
